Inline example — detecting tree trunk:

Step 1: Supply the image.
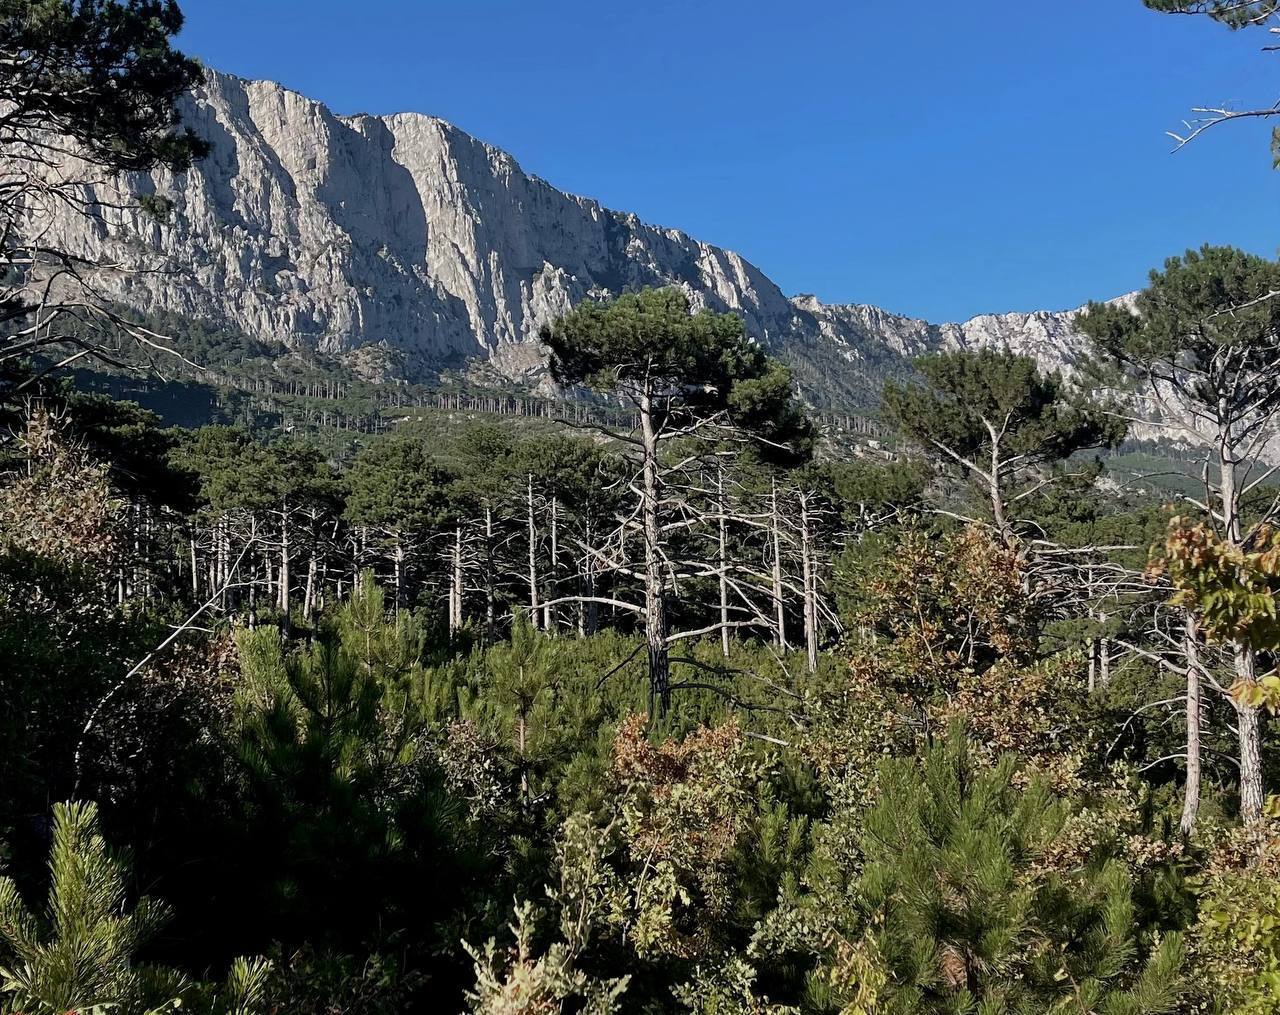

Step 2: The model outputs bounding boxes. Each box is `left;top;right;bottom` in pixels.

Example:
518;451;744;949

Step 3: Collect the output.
581;519;597;637
1235;644;1265;824
771;477;787;650
393;538;405;613
1219;436;1266;824
484;504;496;641
303;549;318;621
217;517;228;608
800;491;818;674
640;395;670;713
717;466;730;658
278;499;291;627
1181;613;1203;836
189;535;199;600
987;427;1014;549
527;473;540;630
451;523;464;636
545;495;559;633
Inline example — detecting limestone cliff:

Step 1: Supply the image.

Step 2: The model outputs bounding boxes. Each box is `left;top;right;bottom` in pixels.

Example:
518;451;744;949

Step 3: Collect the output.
43;69;1092;402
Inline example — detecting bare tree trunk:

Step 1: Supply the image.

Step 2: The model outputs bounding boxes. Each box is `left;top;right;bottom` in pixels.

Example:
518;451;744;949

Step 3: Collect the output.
250;516;262;619
484;504;496;640
718;465;730;659
581;519;597;637
545;495;559;633
1220;440;1266;824
304;550;318;621
527;473;540;630
451;523;464;635
189;535;199;600
800;491;818;674
987;427;1014;549
1087;630;1097;693
1181;613;1203;836
771;478;787;650
640;396;670;713
278;499;291;629
217;517;229;609
393;538;405;613
1235;644;1265;824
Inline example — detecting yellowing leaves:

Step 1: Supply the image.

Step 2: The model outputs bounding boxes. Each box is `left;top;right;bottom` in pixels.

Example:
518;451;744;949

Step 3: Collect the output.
1162;520;1280;714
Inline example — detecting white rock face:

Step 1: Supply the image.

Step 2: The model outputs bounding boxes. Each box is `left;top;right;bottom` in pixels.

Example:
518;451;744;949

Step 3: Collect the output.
796;299;1098;377
42;69;1098;395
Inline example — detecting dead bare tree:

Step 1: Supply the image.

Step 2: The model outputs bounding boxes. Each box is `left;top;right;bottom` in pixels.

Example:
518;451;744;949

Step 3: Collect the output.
1143;1;1280;152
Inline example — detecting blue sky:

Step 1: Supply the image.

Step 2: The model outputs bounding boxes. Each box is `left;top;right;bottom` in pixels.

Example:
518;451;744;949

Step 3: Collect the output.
176;1;1280;323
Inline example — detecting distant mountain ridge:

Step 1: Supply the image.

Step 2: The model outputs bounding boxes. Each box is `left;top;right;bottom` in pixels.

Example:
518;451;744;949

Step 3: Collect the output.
41;69;1096;407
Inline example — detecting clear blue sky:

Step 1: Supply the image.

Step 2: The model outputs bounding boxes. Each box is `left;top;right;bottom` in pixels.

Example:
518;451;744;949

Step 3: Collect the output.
176;0;1279;323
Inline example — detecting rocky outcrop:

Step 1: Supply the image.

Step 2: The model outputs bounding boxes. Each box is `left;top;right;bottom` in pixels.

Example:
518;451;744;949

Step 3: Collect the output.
42;69;1095;400
798;299;1096;373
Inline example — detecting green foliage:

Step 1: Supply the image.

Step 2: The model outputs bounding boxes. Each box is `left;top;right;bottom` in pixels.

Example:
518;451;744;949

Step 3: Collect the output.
765;732;1186;1015
0;800;172;1015
228;579;471;950
883;349;1123;542
0;800;269;1015
172;426;337;519
0;0;208;172
344;435;452;532
1143;0;1278;27
464;815;629;1015
542;286;812;457
672;956;795;1014
1079;246;1280;389
884;349;1122;475
1189;827;1280;1013
825;459;928;529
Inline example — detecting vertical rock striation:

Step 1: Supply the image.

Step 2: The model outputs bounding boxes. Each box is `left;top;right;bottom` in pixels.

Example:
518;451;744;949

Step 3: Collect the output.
41;69;1096;400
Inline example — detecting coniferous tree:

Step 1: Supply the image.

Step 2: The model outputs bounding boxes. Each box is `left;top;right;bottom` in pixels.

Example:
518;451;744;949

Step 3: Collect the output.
1079;245;1280;824
344;436;451;609
766;731;1185;1015
883;349;1123;550
541;287;811;711
0;800;271;1015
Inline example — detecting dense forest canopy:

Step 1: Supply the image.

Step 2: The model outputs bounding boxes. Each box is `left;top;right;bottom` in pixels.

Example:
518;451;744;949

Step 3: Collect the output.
4;2;1280;1014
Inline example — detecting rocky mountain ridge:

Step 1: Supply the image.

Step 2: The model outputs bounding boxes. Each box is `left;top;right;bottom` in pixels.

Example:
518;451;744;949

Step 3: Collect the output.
44;69;1096;406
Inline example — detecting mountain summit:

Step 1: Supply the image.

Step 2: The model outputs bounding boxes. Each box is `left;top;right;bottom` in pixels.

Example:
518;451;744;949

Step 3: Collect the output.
45;69;1089;405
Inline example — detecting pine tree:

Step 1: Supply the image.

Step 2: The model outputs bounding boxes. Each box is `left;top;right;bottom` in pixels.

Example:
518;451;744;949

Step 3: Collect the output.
1079;245;1280;823
883;349;1122;549
541;287;811;711
0;800;270;1015
345;436;452;609
828;731;1185;1014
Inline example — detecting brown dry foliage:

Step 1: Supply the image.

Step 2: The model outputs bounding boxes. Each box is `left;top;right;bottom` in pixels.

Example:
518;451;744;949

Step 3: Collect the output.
0;409;123;567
